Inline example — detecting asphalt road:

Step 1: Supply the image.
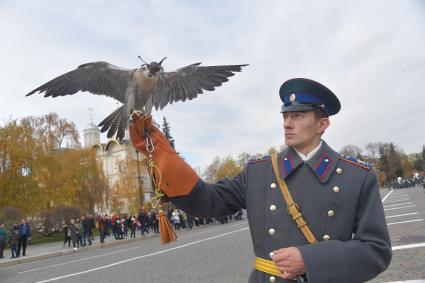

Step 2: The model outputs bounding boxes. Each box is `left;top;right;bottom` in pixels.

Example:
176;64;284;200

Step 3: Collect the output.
0;220;254;283
371;186;425;282
1;186;424;283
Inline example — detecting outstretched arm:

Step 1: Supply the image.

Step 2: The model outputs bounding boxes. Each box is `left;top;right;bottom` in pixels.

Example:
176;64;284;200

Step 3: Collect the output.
129;113;246;217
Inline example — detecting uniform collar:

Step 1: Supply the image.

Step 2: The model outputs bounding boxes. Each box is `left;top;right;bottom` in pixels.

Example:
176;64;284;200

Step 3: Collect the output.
293;140;323;161
278;141;338;183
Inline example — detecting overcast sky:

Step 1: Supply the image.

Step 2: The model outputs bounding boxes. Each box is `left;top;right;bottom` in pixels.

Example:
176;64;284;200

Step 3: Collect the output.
1;0;424;168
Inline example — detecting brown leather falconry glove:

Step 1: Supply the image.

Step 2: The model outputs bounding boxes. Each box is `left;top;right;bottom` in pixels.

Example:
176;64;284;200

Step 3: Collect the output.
129;112;199;197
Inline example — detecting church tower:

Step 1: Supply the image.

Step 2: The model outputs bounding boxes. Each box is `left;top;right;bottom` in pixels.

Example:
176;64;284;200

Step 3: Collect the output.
83;108;100;148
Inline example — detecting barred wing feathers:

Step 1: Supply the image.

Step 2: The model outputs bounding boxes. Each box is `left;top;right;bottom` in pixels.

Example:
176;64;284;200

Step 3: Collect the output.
26;61;133;103
152;63;248;110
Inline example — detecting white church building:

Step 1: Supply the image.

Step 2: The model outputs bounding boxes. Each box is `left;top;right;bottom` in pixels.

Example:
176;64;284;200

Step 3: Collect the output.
82;116;153;211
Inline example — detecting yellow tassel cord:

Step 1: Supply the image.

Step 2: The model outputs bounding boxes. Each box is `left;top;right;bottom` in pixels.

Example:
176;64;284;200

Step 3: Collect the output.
145;135;177;244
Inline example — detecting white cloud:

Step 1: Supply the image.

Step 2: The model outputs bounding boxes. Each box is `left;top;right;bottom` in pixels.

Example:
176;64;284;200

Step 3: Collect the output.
1;0;424;169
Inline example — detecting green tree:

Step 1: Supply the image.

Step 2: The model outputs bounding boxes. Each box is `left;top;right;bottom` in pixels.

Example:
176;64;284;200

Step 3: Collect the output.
161;117;175;149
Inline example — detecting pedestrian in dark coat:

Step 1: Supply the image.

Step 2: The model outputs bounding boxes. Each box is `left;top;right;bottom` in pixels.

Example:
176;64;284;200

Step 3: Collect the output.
17;219;31;257
63;223;71;247
8;224;19;258
150;210;159;234
68;219;79;249
82;216;92;246
129;78;392;283
0;223;6;258
98;216;106;243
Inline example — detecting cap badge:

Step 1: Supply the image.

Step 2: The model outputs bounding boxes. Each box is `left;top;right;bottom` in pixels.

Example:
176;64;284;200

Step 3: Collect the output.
289;93;296;102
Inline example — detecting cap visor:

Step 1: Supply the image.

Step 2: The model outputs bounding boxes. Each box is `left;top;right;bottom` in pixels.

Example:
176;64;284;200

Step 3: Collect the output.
280;104;315;113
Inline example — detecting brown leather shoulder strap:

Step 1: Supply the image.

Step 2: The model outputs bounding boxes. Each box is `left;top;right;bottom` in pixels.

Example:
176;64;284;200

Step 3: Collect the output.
271;153;318;244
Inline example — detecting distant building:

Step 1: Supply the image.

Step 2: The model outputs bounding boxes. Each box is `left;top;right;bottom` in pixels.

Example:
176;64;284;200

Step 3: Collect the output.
83;117;153;212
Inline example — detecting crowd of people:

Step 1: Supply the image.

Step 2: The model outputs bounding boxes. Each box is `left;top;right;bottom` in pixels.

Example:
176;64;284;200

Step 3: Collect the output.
387;174;425;189
0;207;244;259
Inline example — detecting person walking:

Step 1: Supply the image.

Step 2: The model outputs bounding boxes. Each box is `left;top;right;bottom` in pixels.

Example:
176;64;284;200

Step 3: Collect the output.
129;214;137;239
172;209;181;230
82;215;92;246
68;219;79;250
63;221;71;247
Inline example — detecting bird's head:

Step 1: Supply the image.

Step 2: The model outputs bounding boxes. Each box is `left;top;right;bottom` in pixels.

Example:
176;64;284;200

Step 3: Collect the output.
138;56;166;77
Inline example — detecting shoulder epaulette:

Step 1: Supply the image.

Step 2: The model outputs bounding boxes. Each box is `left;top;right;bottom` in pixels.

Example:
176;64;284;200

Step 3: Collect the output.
249;154;271;164
338;154;372;171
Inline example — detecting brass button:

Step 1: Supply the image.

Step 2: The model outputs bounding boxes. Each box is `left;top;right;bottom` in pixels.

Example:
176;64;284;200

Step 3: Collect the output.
269;251;274;259
323;234;330;241
328;210;335;217
336;168;343;175
270;183;276;189
333;186;340;193
268;228;275;235
269;276;276;283
269;204;277;211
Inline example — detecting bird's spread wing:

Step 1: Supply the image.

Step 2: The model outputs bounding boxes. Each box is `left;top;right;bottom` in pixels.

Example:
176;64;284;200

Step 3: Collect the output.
26;61;133;103
151;63;248;110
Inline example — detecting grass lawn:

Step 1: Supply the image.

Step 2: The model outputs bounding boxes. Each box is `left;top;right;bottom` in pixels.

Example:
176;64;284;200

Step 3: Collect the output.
30;230;101;245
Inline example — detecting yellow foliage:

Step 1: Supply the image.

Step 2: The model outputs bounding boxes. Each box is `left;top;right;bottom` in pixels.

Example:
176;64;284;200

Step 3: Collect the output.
0;114;108;216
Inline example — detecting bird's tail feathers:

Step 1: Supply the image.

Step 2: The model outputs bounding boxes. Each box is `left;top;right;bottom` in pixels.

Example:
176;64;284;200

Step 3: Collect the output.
98;106;128;141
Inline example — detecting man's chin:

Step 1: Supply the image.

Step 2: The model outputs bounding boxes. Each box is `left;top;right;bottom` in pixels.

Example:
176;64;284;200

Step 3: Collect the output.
284;137;297;147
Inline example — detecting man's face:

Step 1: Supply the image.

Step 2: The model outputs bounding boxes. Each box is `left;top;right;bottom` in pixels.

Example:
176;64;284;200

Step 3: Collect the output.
283;110;328;149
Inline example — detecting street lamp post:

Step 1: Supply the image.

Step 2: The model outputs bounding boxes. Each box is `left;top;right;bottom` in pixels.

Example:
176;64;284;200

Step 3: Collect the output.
135;150;144;206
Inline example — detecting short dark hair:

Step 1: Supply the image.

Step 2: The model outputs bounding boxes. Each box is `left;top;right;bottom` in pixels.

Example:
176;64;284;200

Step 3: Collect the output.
313;108;329;120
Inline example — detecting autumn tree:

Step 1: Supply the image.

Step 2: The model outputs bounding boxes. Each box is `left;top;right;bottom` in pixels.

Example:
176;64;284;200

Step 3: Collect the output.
0;113;107;217
412;146;425;172
203;156;242;183
340;144;363;159
110;159;145;213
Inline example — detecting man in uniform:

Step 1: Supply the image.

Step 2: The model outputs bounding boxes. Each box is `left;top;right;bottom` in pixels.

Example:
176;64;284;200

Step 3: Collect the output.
129;78;392;283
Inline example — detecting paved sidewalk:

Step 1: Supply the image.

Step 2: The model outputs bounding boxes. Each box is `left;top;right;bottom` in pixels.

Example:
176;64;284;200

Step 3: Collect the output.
0;232;157;268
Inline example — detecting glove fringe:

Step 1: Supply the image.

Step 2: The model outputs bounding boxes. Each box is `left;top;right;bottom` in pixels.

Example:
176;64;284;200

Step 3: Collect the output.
158;210;177;244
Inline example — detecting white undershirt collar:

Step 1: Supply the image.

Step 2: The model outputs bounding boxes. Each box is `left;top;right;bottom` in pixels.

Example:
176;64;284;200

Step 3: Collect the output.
294;140;323;161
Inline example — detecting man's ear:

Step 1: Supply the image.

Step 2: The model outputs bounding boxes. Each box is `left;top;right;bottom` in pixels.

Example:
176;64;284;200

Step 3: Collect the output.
317;118;330;134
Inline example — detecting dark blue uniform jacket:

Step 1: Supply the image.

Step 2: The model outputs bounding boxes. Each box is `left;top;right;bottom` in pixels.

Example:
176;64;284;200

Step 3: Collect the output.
171;142;392;283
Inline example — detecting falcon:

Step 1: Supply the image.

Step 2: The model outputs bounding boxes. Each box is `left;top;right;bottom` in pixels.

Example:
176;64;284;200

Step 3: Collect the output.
27;57;248;140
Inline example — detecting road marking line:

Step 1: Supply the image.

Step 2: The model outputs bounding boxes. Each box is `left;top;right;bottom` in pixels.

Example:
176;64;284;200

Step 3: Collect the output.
381;189;394;202
22;222;246;274
34;227;249;283
387;196;410;200
389;194;409;198
20;245;138;274
392;242;425;251
387;219;424;226
386;212;419;219
384;205;416;211
383;202;413;208
384;198;411;203
384;280;425;282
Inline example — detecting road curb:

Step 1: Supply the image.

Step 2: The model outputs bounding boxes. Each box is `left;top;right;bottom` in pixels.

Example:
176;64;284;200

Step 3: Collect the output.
0;233;158;268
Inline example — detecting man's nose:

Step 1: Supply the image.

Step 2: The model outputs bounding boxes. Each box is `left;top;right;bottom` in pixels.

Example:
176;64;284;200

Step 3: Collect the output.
283;117;292;128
